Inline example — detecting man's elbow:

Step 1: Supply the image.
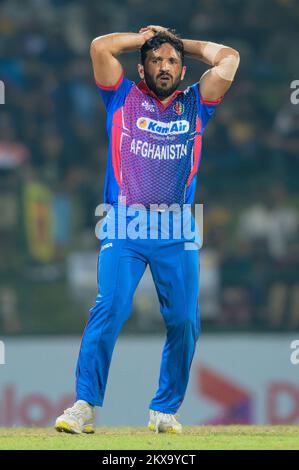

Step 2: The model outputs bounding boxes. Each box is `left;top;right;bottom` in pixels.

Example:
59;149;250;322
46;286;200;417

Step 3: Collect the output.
228;48;240;68
214;48;240;82
90;37;107;58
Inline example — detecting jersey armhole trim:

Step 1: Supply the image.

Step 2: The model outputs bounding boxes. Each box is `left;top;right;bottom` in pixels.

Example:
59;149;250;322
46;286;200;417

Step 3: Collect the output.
200;95;223;105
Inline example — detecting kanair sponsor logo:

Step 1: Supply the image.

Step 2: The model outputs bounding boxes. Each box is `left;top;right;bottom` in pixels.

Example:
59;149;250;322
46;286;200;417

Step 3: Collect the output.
137;117;189;135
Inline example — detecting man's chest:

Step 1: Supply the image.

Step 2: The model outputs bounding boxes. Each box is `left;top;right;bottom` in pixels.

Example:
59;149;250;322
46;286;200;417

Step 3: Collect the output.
116;92;198;144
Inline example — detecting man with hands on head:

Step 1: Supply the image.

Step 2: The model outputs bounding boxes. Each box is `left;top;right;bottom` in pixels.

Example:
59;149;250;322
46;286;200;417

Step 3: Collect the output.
55;25;239;435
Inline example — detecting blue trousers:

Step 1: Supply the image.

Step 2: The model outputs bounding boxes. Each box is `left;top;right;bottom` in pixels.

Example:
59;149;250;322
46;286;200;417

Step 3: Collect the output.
76;210;200;414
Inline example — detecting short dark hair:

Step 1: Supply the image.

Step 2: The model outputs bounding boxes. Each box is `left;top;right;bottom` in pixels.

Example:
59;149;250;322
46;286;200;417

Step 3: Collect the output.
140;30;184;66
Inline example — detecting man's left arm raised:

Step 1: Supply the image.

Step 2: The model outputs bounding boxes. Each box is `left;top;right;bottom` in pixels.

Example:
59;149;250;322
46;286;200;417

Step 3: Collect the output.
182;38;240;101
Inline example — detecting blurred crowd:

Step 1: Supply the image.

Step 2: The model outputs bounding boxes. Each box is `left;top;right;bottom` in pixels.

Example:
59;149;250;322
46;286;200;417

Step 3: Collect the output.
0;0;298;334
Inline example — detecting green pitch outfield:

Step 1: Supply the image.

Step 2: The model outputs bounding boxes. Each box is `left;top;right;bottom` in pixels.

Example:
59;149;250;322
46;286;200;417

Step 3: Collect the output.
0;426;299;450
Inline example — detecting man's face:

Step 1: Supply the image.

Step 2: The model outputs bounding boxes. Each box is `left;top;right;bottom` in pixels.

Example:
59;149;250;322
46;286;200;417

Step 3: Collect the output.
138;43;186;99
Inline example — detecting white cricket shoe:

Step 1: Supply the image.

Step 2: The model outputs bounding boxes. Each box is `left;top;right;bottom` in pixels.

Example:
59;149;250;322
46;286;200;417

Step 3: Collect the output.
148;409;183;434
55;400;95;434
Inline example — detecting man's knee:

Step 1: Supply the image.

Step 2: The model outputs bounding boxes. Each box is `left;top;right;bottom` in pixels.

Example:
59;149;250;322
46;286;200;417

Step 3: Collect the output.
89;291;132;331
167;317;198;339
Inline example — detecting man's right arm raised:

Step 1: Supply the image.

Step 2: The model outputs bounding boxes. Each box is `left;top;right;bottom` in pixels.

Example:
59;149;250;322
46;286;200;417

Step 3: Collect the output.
90;30;155;87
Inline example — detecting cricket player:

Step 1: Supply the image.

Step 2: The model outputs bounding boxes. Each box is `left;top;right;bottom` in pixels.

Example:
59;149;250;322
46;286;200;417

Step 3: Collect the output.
55;25;239;434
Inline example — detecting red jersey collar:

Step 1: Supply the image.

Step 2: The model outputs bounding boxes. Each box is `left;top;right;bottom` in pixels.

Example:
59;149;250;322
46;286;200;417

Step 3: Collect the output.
137;80;183;111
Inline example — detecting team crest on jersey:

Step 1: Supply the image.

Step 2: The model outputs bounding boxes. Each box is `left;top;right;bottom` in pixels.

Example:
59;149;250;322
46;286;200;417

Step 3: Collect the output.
136;117;189;135
174;101;184;115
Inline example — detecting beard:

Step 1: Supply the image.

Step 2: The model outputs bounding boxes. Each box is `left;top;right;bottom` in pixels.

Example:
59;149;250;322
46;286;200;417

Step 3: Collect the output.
144;69;182;99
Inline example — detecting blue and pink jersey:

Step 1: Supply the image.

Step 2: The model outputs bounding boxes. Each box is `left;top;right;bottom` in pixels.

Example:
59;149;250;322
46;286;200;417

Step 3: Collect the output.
96;69;222;207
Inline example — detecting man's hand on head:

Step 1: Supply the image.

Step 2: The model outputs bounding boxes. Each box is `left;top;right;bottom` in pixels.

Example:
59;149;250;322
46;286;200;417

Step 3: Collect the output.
139;26;177;39
139;28;155;43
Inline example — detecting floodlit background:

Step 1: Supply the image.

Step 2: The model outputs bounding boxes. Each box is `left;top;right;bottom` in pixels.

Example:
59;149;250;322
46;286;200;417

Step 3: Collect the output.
0;0;299;427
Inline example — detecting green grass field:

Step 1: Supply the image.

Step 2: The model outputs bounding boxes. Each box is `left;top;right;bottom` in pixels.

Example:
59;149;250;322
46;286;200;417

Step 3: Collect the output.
0;426;298;450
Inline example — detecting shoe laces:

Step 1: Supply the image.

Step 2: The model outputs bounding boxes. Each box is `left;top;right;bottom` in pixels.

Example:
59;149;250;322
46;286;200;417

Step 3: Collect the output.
64;403;89;420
